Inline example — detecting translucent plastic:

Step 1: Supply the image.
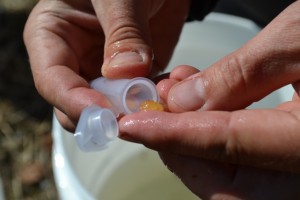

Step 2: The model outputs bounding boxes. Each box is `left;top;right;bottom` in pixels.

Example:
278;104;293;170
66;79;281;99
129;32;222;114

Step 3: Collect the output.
74;77;159;152
90;77;159;115
74;105;118;152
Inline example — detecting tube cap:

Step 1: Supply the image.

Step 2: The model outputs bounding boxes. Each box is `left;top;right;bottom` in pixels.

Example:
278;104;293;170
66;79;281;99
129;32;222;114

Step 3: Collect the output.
74;105;119;152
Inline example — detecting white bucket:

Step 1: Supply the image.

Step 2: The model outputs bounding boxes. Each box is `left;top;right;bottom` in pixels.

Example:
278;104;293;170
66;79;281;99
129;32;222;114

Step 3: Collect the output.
52;13;293;200
0;177;4;200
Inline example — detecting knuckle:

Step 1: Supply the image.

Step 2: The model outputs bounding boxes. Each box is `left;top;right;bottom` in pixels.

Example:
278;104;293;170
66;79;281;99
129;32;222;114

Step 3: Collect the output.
224;112;245;164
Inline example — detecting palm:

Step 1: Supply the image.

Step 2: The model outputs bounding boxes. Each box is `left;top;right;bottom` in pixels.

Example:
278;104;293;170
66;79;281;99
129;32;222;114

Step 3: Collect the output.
160;153;300;200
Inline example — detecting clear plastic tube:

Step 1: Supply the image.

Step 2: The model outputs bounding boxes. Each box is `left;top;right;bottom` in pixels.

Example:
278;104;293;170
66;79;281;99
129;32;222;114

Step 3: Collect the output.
74;77;159;152
90;77;159;115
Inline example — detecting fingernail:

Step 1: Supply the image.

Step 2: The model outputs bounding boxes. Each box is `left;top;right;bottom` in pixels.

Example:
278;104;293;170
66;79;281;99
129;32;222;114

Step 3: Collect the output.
109;51;144;67
169;78;205;111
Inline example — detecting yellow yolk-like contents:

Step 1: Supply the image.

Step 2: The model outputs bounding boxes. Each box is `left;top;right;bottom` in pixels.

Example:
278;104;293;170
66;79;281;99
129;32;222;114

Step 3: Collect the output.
140;100;164;111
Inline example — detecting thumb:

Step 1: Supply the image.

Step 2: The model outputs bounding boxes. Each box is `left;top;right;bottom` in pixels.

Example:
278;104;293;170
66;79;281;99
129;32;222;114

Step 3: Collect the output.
168;47;299;112
168;2;300;112
92;0;162;78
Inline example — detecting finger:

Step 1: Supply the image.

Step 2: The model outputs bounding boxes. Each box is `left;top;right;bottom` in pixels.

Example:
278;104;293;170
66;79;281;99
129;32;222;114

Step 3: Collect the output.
92;0;191;78
119;102;300;172
25;0;105;78
157;65;199;103
169;65;200;80
54;108;76;132
148;3;193;76
167;2;300;112
157;79;178;104
35;65;112;127
91;0;160;78
24;2;112;129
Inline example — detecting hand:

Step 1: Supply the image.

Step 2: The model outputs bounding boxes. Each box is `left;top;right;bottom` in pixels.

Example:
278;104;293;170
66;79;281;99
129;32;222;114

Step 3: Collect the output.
23;0;190;131
119;1;300;199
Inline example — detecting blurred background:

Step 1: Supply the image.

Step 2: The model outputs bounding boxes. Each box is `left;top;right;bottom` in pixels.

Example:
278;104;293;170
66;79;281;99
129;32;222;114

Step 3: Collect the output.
0;0;58;199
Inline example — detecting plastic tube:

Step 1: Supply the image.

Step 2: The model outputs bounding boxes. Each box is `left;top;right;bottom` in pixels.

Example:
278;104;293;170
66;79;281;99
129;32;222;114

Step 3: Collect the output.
74;77;159;152
90;77;159;115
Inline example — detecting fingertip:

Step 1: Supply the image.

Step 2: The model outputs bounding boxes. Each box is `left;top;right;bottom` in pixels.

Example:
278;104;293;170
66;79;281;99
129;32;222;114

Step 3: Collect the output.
102;48;153;79
167;78;206;112
54;108;76;133
157;78;178;104
170;65;200;80
93;0;154;79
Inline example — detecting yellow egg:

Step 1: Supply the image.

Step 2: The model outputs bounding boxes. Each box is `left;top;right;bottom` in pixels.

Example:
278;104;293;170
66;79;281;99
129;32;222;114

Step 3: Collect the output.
139;100;164;111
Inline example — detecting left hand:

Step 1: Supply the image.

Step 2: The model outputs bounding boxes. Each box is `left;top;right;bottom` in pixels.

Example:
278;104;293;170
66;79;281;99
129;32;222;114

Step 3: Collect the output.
118;1;300;199
23;0;190;131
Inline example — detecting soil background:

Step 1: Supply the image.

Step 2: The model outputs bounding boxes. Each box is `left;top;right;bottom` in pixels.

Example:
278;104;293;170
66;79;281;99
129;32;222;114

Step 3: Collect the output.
0;1;58;199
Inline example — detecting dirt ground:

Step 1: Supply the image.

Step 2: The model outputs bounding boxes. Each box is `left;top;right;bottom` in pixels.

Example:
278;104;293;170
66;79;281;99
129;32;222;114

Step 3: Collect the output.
0;1;59;199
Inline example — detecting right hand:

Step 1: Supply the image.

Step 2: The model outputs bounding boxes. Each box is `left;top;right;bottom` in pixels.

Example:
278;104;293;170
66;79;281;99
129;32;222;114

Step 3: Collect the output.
119;2;300;199
23;0;191;131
